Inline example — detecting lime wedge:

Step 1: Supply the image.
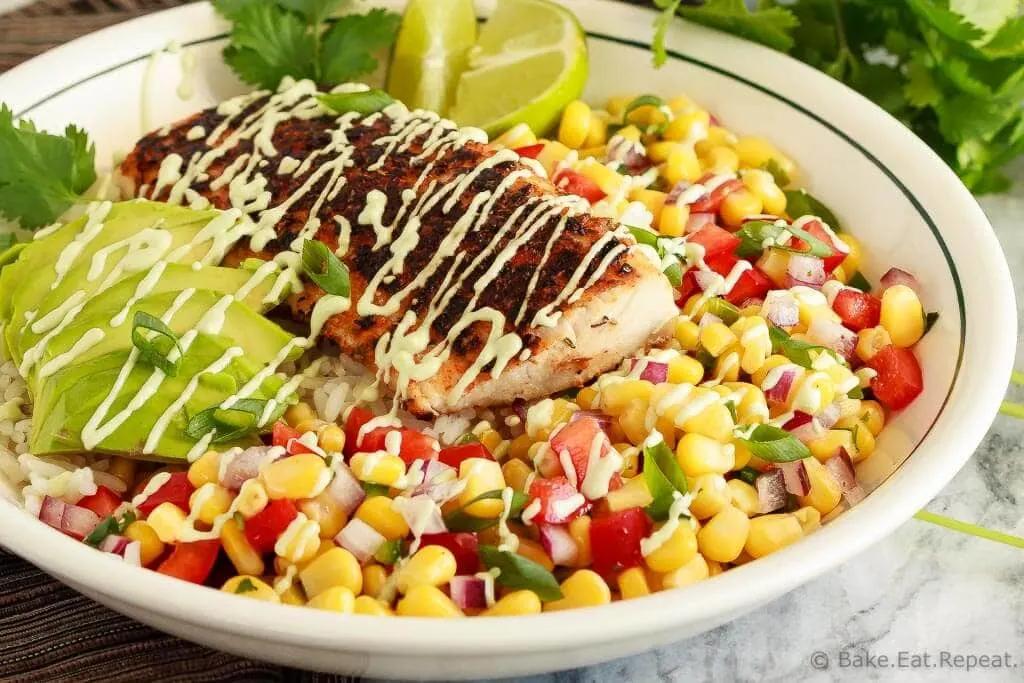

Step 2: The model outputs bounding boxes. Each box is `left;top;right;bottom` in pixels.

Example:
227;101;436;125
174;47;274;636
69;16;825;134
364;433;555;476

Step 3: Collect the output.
386;0;477;116
448;0;588;136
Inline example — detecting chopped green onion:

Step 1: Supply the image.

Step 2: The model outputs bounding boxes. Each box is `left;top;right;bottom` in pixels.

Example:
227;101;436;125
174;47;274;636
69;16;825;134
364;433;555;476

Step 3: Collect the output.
301;239;350;297
443;489;527;532
361;482;391;497
454;432;480;445
234;578;258;594
846;271;872;292
83;515;119;547
737;424;810;463
735;466;761;485
734;220;833;259
663;260;683;287
769;325;841;369
317;89;395;115
622;94;667;124
132;311;184;377
233;511;246;530
374;539;402;565
479;545;562;601
628;225;661;250
784;189;842;232
702;297;740;325
643;437;688;521
184;398;269;443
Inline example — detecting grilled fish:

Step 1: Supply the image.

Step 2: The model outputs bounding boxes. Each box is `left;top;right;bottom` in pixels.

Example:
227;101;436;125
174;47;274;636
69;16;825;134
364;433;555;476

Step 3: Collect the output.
119;82;677;416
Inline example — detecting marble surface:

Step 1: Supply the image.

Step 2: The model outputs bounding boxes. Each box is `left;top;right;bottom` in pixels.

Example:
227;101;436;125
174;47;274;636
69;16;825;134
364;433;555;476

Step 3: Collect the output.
441;163;1024;683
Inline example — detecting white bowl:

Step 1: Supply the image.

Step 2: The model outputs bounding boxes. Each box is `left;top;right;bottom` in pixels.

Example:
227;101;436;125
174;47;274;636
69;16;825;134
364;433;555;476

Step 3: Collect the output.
0;0;1016;678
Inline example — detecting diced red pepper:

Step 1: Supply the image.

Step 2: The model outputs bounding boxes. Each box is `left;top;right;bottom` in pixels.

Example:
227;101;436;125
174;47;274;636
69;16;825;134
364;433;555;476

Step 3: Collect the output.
360;428;438;466
686;224;741;259
677;269;700;305
77;486;122;518
419;532;480;574
724;266;773;306
156;539;221;584
514;143;545;159
244;499;299;555
437;442;492;469
589;507;652;576
691;178;743;213
271;421;314;455
866;345;924;410
832;289;881;331
344;407;374;457
136;472;194;517
704;252;739;277
789;220;846;273
548;416;611;494
553;169;605;204
527;476;590;525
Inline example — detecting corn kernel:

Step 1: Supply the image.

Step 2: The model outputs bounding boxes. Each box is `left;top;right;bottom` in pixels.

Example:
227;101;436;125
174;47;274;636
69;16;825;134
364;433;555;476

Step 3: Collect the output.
221;575;280;602
300;547;362;599
397;545;458;594
836;234;862;273
661;554;710;589
187;450;221;488
618;404;649;445
234;478;269;519
274;513;321;565
605;94;635;119
480;590;542;616
578;160;625;196
860;400;885;436
720;189;763;228
307;585;356;613
278;583;306;606
605;476;653;512
856;326;891;362
680;401;735;443
688;473;731;519
123;520;165;566
397;585;464;618
674;317;701;352
676;434;733;477
745;513;804;558
513;537;554;571
544;570;611;611
793;505;822;533
189;484;233;526
457;458;506;518
699;322;738;358
568;515;592;567
584;113;609;147
618;567;652;600
808;428;854;462
502;459;533;493
261;453;330;500
493;122;537;149
657;203;690;237
851;424;876;463
727;479;760;516
362;564;389;599
221;517;264;576
601;379;654;415
734;136;778;169
880;284;925;348
667;94;695;114
299;492;348;539
697;505;750;563
644;521;698;573
349;453;406;488
742;168;787;213
666;356;703;385
797;456;844;514
664;109;710;142
355;496;409;540
284;402;315;428
615;124;642;142
695;125;736;156
756;249;791;287
702;146;740;174
146;502;186;543
558;101;593;149
536;140;573;176
294;418;328;436
355;595;394;616
662;145;702;185
318;424;346;454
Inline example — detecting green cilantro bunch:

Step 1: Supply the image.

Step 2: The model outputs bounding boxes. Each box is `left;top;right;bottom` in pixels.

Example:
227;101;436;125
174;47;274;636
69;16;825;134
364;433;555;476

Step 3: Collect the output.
654;0;1024;193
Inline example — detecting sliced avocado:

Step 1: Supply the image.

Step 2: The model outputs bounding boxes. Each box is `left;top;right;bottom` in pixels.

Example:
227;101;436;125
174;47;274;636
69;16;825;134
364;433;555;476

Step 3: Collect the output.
32;288;301;391
0;243;26;270
19;262;286;382
4;200;230;364
31;334;292;460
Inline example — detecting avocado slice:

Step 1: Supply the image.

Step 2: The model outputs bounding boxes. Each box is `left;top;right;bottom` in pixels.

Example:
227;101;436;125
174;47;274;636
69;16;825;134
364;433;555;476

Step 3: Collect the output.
31;333;293;460
21;262;287;386
32;288;300;391
0;242;26;270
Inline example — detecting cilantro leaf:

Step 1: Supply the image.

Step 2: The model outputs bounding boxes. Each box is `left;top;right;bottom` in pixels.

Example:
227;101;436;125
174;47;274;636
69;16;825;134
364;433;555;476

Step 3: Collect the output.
905;0;985;44
678;0;799;52
903;51;943;108
218;2;318;89
652;0;683;68
979;17;1024;59
319;10;402;85
0;106;96;229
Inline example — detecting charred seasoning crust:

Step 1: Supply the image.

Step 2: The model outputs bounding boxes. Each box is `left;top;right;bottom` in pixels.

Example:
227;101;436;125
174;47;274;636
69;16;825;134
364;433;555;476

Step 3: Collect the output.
121;93;640;386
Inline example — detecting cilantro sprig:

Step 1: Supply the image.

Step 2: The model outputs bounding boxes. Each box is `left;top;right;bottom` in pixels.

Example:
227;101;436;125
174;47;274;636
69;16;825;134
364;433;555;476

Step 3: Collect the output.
0;105;96;229
213;0;400;91
653;0;1024;193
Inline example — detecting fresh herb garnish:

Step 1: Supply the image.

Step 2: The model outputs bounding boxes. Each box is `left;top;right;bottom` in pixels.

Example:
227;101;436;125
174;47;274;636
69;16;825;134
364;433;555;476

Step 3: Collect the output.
301;238;350;297
734;220;833;259
769;324;841;369
361;482;391;497
317;89;395;115
0;234;16;252
653;1;1024;193
663;260;683;288
235;578;259;594
132;311;184;377
213;0;400;90
478;545;563;601
643;437;689;521
443;489;527;532
761;158;791;188
783;190;842;232
621;94;668;124
924;311;940;334
628;225;685;286
0;105;96;229
735;466;761;485
846;270;873;292
737;424;810;463
83;509;136;547
374;539;401;565
702;296;741;325
454;431;480;445
185;398;270;443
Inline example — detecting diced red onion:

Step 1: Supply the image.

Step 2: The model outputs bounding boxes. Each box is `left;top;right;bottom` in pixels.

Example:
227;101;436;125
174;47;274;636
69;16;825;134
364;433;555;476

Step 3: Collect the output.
569;410;612;430
393;495;447;536
607;137;649;173
806;316;857;361
449;575;489;610
685;212;716;233
45;501;101;540
324;461;365;516
777;461;811;496
122;541;142;566
764;367;798;404
630;358;668;384
818;402;841;429
92;470;127;494
413;459;457;497
826;449;866;505
99;534;131;555
538;524;579;566
335;518;386;564
220;445;281;491
879;267;921;295
755;469;787;513
785;255;827;288
39;496;67;528
698;312;723;330
783;412;826;444
761;291;800;327
694;270;720;292
666;180;694;205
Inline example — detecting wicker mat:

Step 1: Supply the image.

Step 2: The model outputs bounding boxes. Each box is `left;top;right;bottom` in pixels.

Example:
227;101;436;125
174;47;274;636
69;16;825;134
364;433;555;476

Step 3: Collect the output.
0;1;354;680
